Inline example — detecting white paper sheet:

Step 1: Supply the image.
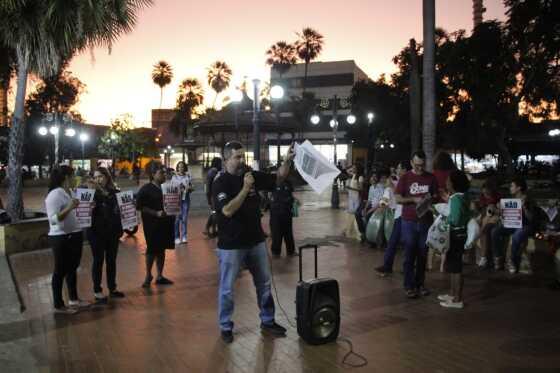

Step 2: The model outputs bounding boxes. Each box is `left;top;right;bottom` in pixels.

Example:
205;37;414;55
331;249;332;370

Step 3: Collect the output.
294;140;341;194
162;182;181;216
75;188;95;228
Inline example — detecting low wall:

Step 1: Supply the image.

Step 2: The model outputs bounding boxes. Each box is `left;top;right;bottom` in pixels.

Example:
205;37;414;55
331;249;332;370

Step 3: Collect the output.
0;217;50;256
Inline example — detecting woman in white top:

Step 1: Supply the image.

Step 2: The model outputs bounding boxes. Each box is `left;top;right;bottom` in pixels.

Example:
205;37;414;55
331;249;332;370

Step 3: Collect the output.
45;165;88;314
171;161;193;244
343;165;364;240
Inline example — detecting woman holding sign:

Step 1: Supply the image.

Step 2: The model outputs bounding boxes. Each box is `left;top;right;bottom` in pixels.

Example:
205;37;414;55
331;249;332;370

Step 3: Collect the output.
88;167;124;302
136;161;175;288
45;165;89;314
172;161;193;244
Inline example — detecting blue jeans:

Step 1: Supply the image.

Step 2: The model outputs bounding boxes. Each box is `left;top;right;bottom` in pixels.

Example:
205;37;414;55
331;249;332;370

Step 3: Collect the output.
383;217;402;271
401;219;430;290
174;199;189;240
491;225;530;271
217;241;275;331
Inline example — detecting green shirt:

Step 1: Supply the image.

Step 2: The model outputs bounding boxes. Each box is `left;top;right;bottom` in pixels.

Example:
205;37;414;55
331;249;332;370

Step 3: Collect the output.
448;193;470;228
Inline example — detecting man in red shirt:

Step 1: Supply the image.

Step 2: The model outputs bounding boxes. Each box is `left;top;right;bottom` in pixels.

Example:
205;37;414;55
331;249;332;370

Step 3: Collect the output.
395;151;438;298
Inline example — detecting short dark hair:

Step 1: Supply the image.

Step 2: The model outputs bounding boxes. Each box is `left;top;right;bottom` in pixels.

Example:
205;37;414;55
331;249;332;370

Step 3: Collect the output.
448;170;470;193
512;175;527;193
175;161;188;171
210;157;222;169
411;150;426;160
48;165;74;192
224;141;243;160
145;161;165;180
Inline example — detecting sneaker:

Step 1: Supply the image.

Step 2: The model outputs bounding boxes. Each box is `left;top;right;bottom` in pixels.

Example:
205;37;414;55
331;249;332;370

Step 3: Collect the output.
375;265;392;277
155;277;174;285
418;287;431;296
478;257;487;267
406;289;418;299
440;300;464;309
175;238;181;245
260;322;287;336
54;306;78;315
221;330;234;344
181;237;188;244
68;299;90;308
110;290;125;298
437;294;453;302
94;292;108;304
287;252;299;257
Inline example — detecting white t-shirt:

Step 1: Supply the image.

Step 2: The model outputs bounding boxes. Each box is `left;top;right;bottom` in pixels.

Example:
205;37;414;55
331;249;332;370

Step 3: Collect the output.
45;187;81;236
382;187;403;219
171;173;192;200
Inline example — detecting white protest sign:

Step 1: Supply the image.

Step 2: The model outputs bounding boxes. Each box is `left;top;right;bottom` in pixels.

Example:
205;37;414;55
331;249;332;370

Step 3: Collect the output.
117;190;138;230
500;198;523;229
162;182;181;216
294;140;341;194
75;188;95;228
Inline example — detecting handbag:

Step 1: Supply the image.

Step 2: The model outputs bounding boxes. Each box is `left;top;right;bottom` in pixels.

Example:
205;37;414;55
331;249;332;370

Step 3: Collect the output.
427;214;450;254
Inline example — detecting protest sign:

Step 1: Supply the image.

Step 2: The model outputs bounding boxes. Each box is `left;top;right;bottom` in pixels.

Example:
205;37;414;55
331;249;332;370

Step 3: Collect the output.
75;188;95;228
162;182;181;216
500;198;523;229
117;190;138;230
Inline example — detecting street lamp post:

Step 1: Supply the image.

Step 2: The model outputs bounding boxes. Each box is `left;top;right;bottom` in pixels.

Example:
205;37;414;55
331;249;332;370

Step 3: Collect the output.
366;112;374;169
270;85;285;166
79;132;89;170
231;89;243;140
252;79;261;170
38;113;75;166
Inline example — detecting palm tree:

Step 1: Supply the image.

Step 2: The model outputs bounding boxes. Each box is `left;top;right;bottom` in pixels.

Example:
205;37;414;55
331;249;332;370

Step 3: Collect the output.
207;61;232;109
171;78;204;142
265;41;297;79
0;44;15;126
152;60;173;108
0;0;153;221
295;28;324;94
422;0;436;171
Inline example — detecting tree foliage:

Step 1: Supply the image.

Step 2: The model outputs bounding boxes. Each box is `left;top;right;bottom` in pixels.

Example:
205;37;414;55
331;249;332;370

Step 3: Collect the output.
98;114;154;161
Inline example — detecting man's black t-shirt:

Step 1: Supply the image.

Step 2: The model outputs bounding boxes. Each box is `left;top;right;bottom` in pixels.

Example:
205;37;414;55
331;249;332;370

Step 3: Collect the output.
212;170;276;249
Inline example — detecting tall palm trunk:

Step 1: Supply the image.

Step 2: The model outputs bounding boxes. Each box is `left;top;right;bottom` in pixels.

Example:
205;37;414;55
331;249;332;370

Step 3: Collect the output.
422;0;436;171
409;38;422;155
7;54;29;221
159;87;163;108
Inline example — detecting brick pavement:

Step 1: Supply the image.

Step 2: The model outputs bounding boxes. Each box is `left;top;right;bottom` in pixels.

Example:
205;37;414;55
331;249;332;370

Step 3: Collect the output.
3;198;560;372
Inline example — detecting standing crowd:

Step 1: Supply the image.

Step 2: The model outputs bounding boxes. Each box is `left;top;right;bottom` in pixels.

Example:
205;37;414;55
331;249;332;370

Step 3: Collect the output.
42;144;558;341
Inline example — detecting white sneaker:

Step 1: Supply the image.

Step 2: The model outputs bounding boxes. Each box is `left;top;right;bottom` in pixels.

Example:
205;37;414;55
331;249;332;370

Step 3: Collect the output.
437;294;453;302
508;262;517;274
68;300;90;308
54;306;78;315
478;257;487;267
440;300;464;309
175;238;181;245
181;237;188;243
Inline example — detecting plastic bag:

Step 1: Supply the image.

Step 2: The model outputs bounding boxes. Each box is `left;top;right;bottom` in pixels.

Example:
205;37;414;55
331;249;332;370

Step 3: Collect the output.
366;209;385;245
427;214;450;254
464;218;480;250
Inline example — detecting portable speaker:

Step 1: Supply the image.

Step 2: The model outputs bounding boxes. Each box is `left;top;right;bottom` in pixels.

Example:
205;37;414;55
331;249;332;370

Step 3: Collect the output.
296;244;340;345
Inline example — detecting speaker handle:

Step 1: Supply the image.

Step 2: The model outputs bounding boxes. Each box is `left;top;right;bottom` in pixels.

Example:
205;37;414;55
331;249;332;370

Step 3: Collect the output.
298;244;318;282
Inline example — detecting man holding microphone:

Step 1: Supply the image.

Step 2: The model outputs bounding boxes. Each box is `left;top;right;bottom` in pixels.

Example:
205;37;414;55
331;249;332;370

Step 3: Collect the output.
212;141;294;343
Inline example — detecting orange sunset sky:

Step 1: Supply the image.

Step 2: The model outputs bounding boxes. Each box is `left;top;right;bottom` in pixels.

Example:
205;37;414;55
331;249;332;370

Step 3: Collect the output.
65;0;506;127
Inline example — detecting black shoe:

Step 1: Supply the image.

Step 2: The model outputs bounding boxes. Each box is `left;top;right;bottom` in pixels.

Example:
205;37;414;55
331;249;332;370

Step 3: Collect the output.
110;290;125;298
260;322;287;336
93;296;108;304
287;251;299;257
418;286;431;297
221;330;234;344
155;277;174;285
548;281;560;291
142;275;153;288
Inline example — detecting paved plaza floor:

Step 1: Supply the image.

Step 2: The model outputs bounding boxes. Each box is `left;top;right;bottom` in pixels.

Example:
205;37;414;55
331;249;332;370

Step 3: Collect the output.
2;196;560;372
